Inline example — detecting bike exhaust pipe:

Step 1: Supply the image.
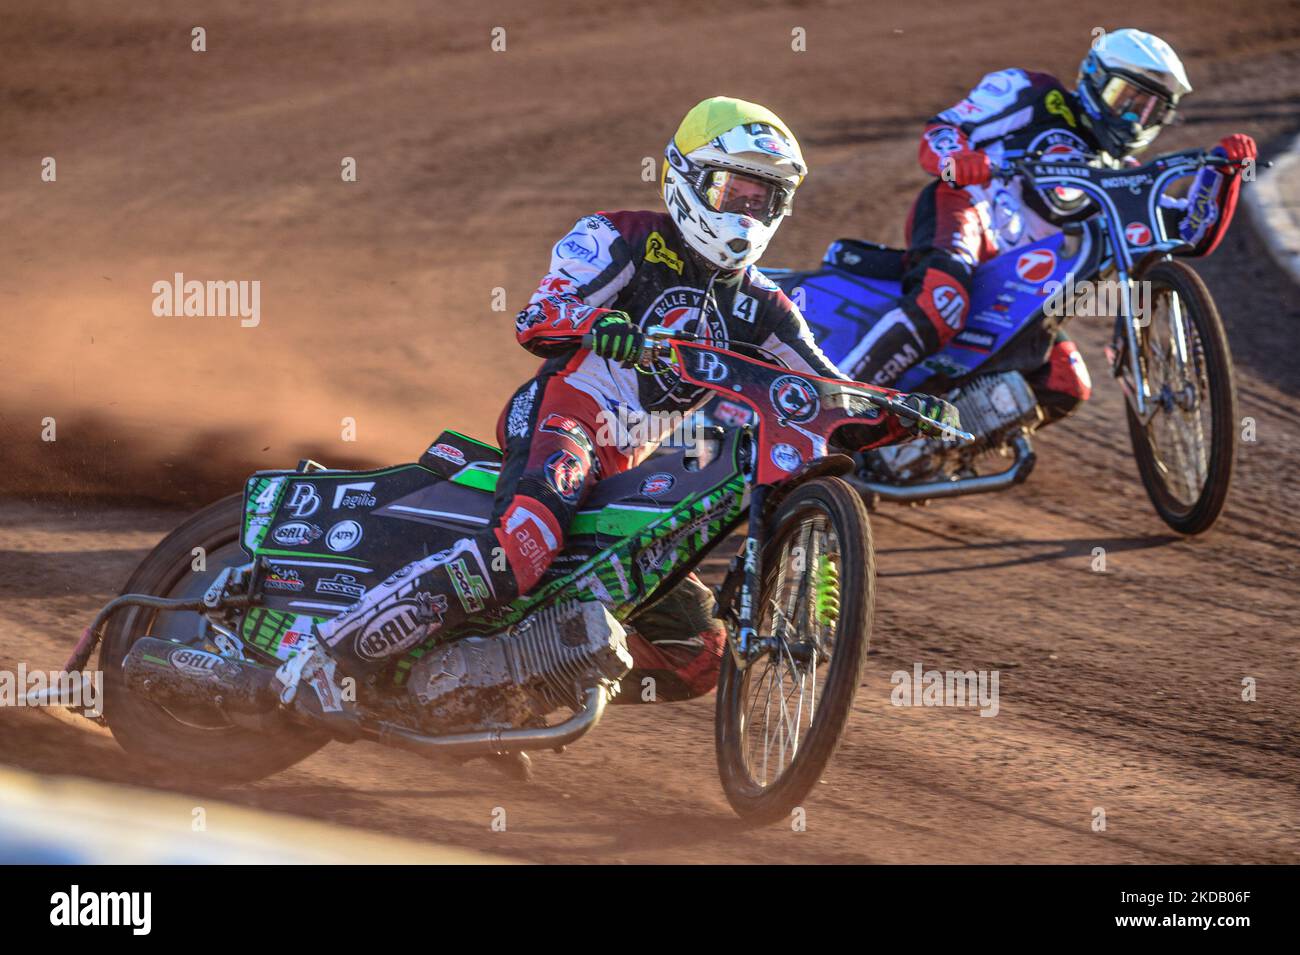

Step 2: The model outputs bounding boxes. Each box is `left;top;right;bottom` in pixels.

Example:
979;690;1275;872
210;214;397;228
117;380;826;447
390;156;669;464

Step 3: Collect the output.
367;685;610;759
122;638;281;715
850;433;1037;504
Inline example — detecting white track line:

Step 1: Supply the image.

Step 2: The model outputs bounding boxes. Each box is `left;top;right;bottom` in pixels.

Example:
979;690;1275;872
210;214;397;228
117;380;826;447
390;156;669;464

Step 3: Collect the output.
1245;131;1300;286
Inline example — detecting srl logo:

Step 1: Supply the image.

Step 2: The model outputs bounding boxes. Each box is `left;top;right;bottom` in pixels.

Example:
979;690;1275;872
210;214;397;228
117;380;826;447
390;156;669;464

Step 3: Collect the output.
1125;222;1153;246
1015;249;1057;283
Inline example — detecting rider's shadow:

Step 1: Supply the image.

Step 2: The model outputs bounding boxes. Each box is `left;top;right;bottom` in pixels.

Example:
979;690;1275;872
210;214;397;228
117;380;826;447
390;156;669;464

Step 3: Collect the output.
799;115;926;147
1177;97;1300;124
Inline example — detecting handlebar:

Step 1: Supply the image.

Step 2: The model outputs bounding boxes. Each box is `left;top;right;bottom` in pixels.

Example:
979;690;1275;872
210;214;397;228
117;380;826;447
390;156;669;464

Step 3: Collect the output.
995;148;1266;183
582;324;975;444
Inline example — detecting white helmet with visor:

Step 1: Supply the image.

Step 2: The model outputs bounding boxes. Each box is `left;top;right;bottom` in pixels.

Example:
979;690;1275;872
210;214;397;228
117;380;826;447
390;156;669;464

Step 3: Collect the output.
1077;28;1192;157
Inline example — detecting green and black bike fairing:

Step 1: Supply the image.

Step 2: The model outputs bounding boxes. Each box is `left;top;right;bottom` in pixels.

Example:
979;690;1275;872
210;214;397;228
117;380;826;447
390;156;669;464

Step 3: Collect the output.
238;428;750;687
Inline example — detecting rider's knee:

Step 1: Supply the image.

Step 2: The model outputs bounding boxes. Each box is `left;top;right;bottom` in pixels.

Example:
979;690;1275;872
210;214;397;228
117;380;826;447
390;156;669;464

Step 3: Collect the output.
493;491;565;592
903;252;973;347
616;626;726;704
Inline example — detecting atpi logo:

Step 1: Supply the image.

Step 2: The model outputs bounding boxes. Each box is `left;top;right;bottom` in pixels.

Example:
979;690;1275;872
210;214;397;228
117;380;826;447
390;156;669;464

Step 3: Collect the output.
770;443;802;472
326;520;363;552
1125;221;1153;246
1015;248;1057;283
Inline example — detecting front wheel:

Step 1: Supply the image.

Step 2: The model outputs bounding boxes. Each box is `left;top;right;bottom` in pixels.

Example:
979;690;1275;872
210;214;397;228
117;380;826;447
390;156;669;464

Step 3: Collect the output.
715;477;874;824
1125;259;1238;535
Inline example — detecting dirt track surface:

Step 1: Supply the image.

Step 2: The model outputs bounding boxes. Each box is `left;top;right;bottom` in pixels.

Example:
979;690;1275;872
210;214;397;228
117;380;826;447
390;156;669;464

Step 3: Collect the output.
2;1;1299;862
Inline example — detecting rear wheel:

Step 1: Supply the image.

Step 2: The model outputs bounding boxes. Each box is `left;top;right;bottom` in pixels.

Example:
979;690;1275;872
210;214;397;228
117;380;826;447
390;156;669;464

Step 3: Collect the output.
1125;259;1237;534
715;477;874;824
100;494;328;783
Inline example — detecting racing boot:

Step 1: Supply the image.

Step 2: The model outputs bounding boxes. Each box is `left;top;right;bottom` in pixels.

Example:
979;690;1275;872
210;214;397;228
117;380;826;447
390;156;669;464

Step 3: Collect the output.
616;573;727;703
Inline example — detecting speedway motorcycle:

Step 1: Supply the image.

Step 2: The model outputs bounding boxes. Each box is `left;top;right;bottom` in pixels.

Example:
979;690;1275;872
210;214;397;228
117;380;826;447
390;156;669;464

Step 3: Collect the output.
56;327;968;823
761;148;1246;535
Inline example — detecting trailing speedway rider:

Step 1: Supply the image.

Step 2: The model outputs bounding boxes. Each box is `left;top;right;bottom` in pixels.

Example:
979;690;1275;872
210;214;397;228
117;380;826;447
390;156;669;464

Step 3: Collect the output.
317;96;958;702
838;27;1257;423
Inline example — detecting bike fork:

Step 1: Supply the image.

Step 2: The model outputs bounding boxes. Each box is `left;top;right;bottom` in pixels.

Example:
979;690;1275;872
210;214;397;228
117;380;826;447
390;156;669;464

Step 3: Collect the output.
731;483;767;671
1110;266;1153;422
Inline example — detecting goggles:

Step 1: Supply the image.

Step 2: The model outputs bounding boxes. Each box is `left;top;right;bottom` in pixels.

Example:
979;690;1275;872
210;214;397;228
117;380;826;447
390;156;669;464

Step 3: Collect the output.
1098;74;1175;131
698;169;793;225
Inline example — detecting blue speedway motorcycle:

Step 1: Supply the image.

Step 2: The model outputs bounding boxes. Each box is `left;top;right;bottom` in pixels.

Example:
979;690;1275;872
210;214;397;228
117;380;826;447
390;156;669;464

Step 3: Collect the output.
759;148;1244;535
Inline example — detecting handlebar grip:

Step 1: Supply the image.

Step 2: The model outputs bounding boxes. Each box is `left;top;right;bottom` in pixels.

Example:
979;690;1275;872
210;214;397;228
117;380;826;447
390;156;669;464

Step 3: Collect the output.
882;396;976;445
581;332;594;350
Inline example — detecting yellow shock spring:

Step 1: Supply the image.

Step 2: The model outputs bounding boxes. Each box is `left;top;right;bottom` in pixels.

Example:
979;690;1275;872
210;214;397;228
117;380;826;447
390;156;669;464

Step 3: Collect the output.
814;553;840;628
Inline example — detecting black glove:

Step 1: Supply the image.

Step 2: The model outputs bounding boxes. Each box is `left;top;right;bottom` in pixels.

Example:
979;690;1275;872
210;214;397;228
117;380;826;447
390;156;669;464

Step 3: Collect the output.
590;312;644;363
901;393;960;438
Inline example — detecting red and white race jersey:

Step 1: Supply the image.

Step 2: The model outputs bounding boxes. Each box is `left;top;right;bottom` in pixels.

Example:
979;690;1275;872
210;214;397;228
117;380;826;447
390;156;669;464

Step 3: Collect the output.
917;68;1109;261
513;211;856;457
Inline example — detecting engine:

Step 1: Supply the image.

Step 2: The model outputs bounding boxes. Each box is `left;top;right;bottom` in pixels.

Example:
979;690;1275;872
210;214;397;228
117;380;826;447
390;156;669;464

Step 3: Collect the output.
866;371;1043;483
406;600;633;731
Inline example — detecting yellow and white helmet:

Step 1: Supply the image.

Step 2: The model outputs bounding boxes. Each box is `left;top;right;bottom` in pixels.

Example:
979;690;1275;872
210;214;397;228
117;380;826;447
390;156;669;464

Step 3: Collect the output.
662;97;807;271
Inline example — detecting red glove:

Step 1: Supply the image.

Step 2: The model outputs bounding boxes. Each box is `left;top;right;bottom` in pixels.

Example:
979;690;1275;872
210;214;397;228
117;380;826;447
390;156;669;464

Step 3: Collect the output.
1217;134;1257;174
942;149;992;187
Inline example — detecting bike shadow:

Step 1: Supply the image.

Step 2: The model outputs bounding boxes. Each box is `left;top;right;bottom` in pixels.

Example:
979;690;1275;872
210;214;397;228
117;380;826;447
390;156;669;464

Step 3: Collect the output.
875;534;1180;577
